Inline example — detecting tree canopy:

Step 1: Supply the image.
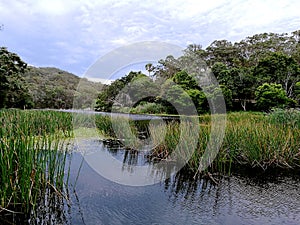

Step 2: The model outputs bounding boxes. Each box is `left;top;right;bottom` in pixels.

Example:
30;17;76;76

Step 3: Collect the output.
0;47;32;108
95;30;300;114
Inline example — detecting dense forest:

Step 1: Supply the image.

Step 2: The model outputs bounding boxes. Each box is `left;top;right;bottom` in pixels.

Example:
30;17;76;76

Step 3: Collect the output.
0;47;103;109
96;30;300;113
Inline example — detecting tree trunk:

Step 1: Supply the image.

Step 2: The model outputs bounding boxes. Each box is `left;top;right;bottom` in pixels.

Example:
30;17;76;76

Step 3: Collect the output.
241;100;247;111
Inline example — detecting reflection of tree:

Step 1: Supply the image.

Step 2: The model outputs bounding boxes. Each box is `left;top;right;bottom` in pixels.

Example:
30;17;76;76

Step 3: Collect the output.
103;140;150;167
103;138;217;200
163;166;215;200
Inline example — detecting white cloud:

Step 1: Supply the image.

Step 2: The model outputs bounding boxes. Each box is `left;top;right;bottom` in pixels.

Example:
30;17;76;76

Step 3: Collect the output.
86;78;113;85
1;0;300;75
110;38;129;45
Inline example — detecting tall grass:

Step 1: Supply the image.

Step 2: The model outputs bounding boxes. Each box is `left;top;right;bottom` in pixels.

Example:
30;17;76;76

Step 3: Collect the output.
193;111;299;174
0;109;72;216
96;110;300;175
95;115;149;149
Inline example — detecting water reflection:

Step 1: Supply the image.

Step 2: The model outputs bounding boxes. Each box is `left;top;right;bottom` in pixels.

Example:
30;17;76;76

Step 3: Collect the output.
72;141;300;224
16;139;300;225
29;188;70;225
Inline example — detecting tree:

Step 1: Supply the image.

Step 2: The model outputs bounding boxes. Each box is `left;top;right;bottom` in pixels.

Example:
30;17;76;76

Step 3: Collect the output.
145;63;155;77
154;55;181;79
234;32;291;67
186;88;208;113
95;29;300;114
160;80;197;114
205;40;238;66
212;63;255;111
255;83;292;111
120;73;159;106
171;71;210;113
95;71;142;111
253;52;300;98
5;75;33;108
172;71;198;90
0;47;32;108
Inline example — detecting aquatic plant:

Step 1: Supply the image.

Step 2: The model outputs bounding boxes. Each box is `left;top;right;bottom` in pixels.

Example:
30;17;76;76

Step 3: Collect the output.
0;109;72;217
96;111;300;174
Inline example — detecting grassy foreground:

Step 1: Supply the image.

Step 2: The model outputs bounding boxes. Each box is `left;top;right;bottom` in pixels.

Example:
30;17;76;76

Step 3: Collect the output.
0;109;73;216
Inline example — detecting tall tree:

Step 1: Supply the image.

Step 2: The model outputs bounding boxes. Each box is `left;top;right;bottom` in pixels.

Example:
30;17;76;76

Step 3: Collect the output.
145;63;155;77
205;40;238;67
95;71;142;111
235;32;290;66
253;52;300;97
154;55;181;79
0;47;32;108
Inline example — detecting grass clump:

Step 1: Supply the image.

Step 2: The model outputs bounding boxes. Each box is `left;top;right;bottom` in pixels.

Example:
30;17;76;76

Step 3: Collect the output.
220;111;300;172
96;110;300;175
0;109;72;217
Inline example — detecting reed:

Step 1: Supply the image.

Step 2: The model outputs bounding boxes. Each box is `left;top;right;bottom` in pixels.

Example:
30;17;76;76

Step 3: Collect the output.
96;110;300;175
95;115;148;149
221;111;300;172
0;109;72;216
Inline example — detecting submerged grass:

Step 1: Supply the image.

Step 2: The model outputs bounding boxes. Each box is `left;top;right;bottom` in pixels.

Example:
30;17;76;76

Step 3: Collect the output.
0;109;73;217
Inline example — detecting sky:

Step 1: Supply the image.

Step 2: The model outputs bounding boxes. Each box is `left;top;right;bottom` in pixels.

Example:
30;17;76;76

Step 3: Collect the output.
0;0;300;78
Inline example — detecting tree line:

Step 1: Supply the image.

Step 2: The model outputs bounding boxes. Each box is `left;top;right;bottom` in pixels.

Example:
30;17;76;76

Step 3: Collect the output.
96;30;300;113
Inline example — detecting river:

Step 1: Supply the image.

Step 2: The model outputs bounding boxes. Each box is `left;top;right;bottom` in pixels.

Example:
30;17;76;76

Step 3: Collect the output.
32;138;300;225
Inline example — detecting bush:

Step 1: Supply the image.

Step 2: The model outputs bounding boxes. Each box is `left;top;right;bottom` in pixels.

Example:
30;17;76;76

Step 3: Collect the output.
267;108;300;128
131;102;167;114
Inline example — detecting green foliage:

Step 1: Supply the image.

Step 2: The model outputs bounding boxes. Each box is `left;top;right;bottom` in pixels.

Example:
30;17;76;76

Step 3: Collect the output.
267;108;300;129
24;67;103;109
205;40;237;66
0;47;32;109
95;29;300;114
212;63;254;110
162;82;191;112
130;102;167;114
219;85;233;109
222;112;300;171
186;88;208;113
124;74;159;103
172;71;198;90
255;83;292;110
0;48;102;110
253;52;300;97
95;71;142;111
97;112;300;173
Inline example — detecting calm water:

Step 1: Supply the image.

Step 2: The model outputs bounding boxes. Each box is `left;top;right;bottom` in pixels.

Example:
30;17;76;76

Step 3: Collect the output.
31;139;300;225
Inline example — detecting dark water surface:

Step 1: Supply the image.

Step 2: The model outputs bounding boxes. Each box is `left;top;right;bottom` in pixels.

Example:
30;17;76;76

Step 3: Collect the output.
31;139;300;225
